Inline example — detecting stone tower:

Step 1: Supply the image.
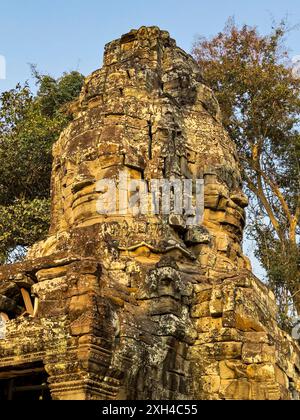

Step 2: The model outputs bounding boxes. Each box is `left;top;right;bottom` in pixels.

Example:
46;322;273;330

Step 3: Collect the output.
0;27;299;400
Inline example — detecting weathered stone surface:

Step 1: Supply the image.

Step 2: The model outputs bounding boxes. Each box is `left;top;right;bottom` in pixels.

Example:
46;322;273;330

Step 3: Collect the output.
0;26;299;400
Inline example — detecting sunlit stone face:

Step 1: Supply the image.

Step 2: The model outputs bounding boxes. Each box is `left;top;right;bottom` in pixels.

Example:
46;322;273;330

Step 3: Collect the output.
46;26;248;272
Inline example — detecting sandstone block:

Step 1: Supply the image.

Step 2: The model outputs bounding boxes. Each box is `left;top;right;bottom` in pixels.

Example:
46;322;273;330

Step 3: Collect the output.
195;317;223;333
220;379;250;400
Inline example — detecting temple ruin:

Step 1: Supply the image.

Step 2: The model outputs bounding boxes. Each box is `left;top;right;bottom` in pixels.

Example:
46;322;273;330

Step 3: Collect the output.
0;26;299;400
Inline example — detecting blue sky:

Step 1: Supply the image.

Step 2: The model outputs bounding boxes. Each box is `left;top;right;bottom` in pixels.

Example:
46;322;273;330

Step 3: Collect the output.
0;0;299;93
0;0;299;277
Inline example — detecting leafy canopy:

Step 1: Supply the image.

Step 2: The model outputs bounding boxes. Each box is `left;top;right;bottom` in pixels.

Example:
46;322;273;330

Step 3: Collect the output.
0;70;84;263
193;20;300;322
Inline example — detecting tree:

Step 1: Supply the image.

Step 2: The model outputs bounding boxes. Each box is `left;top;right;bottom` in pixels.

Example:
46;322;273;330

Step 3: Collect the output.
193;20;300;324
0;70;84;264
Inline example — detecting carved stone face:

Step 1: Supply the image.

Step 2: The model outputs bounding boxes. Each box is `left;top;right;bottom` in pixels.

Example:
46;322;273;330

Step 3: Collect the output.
43;26;249;273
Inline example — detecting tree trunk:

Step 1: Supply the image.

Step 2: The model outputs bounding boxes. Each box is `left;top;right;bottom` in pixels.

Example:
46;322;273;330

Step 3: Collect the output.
293;286;300;316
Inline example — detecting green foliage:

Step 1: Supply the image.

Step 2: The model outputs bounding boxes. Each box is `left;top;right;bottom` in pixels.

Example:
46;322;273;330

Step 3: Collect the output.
252;224;300;327
0;69;84;263
193;19;300;322
0;198;51;264
32;66;85;117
